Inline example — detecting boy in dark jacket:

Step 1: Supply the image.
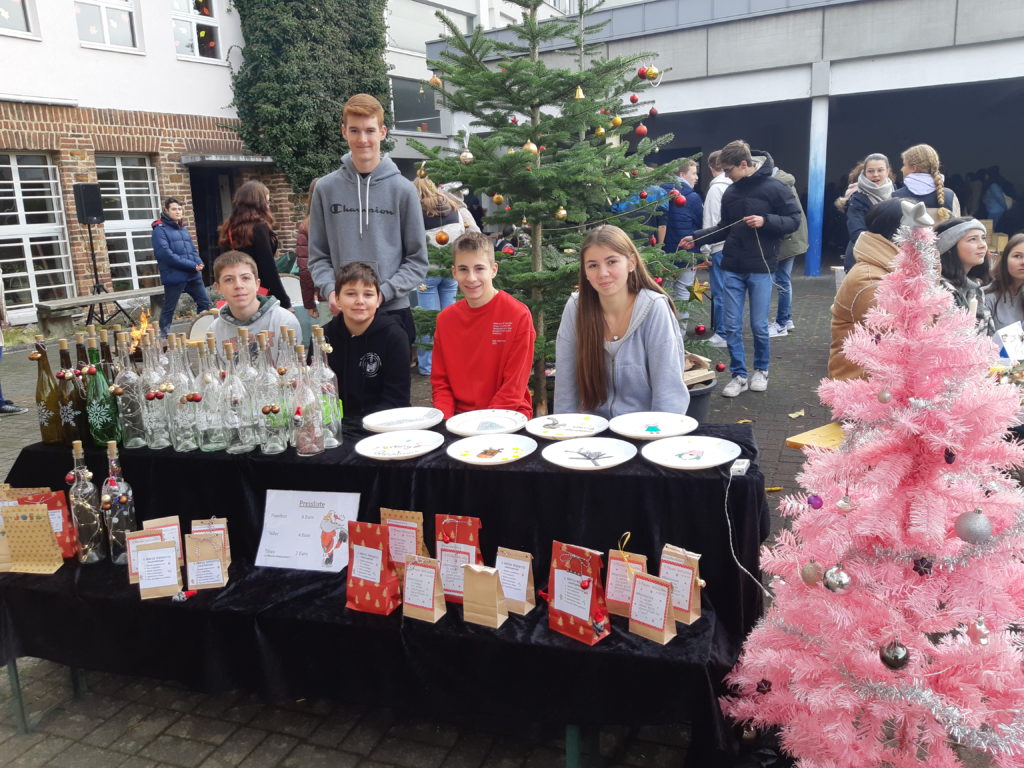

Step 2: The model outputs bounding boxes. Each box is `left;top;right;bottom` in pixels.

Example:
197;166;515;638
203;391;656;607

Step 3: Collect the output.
681;141;802;397
322;262;411;426
152;197;212;337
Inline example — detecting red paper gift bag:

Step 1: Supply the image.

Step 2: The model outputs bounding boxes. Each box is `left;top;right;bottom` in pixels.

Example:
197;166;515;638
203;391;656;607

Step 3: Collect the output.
345;521;401;615
18;492;78;559
544;541;610;646
434;514;482;604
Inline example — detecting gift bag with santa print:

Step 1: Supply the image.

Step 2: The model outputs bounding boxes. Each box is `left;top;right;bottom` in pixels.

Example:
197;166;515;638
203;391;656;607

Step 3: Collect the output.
434;514;482;604
543;541;610;646
344;521;401;615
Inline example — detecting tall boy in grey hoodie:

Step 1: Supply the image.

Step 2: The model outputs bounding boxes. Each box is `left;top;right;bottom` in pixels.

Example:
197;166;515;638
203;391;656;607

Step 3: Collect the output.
307;94;428;343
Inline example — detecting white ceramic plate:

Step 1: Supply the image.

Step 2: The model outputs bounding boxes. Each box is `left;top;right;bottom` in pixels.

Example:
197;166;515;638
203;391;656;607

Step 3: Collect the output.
355;430;445;461
608;411;699;441
541;437;637;471
445;409;528;437
525;413;609;441
362;407;445;433
641;435;742;470
447;434;538;466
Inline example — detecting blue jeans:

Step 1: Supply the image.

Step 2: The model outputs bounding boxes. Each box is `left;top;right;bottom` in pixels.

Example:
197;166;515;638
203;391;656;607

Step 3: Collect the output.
722;269;772;379
708;250;726;336
417;276;457;375
773;257;794;325
161;277;212;336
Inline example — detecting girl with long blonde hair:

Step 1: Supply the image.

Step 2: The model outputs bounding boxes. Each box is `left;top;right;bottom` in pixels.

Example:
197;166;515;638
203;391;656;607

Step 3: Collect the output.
893;144;960;223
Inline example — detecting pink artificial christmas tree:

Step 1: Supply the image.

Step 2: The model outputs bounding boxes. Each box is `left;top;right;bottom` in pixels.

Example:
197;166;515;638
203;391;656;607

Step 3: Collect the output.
724;201;1024;767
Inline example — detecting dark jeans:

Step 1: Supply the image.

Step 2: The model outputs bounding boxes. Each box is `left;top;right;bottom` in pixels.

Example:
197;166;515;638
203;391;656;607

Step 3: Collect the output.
161;277;212;336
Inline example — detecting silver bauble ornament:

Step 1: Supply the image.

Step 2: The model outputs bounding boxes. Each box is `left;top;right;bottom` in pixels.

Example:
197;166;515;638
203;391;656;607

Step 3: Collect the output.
459;150;474;164
877;388;892;403
966;616;990;645
879;640;910;670
800;560;824;587
836;495;854;511
954;509;993;544
823;565;851;593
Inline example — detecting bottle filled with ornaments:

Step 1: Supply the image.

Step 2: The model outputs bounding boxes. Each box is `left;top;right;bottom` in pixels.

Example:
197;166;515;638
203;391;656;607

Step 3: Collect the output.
291;344;325;457
221;341;258;454
56;338;88;446
139;335;171;449
101;440;136;565
68;440;106;564
310;325;342;448
112;331;146;449
255;331;289;454
84;336;120;447
29;335;63;444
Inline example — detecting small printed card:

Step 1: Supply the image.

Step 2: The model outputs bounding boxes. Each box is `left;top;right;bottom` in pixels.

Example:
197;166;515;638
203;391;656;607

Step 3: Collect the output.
546;541;610;646
604;550;648;617
628;572;676;645
659;544;703;625
434;514;483;604
185;532;227;590
462;563;508;629
256;490;360;572
18;492;78;559
493;547;535;615
191;517;231;566
1;504;63;574
143;515;183;565
136;540;182;599
344;521;401;615
381;508;427;579
126;529;165;583
402;555;446;624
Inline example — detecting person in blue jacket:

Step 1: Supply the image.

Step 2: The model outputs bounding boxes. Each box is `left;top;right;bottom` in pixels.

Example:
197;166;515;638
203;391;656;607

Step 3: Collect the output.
151;197;212;337
658;158;704;327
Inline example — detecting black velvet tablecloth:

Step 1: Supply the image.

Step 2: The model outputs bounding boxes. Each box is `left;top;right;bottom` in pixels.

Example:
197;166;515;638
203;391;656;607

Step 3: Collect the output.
2;424;769;760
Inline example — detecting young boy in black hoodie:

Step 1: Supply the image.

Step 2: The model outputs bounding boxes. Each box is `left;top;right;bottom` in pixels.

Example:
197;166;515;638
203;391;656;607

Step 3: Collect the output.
322;262;411;425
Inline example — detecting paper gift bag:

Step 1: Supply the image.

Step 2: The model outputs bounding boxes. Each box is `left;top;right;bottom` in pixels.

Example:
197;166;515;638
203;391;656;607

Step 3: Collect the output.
345;521;401;615
143;515;183;565
494;546;535;615
605;549;648;617
126;529;165;584
545;541;610;646
2;504;63;574
628;572;676;645
136;540;182;600
434;514;482;604
381;508;428;579
185;533;228;590
0;487;50;574
191;517;231;566
18;492;78;559
402;555;446;624
659;544;703;625
462;563;508;629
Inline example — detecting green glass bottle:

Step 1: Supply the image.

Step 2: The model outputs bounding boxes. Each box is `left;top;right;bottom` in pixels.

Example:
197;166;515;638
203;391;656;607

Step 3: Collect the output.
56;339;88;446
84;336;121;447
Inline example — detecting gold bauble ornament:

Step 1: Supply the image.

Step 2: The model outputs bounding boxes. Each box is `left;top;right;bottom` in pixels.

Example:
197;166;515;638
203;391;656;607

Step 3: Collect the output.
492;193;504;205
459;150;474;164
646;66;660;81
435;231;450;245
429;75;442;87
506;148;516;155
595;125;606;137
416;167;427;178
554;206;568;220
574;85;584;100
522;140;539;155
611;116;622;127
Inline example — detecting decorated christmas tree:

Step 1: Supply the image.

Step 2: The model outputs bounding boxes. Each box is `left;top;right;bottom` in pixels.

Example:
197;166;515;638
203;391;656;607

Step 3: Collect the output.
409;0;716;413
724;202;1024;766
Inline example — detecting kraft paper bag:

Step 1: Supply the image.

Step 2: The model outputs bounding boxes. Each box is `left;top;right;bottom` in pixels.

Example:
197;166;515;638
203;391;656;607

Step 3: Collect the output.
434;514;482;604
604;549;648;617
0;487;50;574
185;532;228;590
136;540;182;600
345;521;401;615
461;563;508;629
381;508;427;580
659;544;703;625
544;541;610;646
143;515;183;565
628;572;676;645
126;528;164;584
191;517;231;566
402;555;446;624
2;504;63;574
494;546;535;615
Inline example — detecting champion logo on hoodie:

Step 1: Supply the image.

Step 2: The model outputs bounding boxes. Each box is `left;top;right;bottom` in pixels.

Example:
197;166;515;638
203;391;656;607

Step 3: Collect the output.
330;203;396;216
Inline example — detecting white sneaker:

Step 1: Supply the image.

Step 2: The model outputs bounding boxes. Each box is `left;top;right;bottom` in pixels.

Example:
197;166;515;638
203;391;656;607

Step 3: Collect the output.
767;322;788;338
708;333;728;348
722;376;748;397
785;320;795;331
750;369;769;392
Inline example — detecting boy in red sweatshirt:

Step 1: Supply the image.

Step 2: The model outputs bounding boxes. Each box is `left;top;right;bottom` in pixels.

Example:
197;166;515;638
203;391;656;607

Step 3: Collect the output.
431;231;536;418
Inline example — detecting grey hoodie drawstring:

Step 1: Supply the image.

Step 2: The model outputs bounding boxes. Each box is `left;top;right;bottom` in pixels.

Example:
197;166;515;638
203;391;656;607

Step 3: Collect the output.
356;172;371;238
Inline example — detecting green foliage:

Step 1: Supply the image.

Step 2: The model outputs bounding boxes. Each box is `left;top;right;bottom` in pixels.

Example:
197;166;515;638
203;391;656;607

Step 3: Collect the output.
228;0;392;193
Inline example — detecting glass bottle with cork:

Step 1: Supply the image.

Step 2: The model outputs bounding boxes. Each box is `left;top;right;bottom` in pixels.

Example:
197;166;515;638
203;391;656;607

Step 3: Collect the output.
56;338;88;445
29;335;63;444
68;440;107;563
101;440;136;565
84;335;121;446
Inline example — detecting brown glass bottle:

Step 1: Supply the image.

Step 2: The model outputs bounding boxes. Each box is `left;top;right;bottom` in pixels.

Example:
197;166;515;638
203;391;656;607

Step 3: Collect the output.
30;335;63;444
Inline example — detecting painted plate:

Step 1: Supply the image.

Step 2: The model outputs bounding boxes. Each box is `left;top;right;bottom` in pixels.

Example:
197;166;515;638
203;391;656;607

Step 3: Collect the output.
525;413;609;441
541;437;637;471
445;409;528;437
641;435;742;470
447;434;538;466
354;430;445;461
362;407;445;433
608;411;699;441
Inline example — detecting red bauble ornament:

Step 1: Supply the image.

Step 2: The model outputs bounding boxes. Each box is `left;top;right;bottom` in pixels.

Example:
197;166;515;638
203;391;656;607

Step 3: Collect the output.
637;67;648;79
145;391;155;401
694;324;706;335
87;366;96;375
73;369;82;377
580;578;592;589
634;123;648;137
668;188;679;197
672;194;687;207
65;472;75;484
654;277;663;285
538;145;546;152
649;235;657;246
502;245;515;255
639;191;648;199
55;370;65;379
631;170;639;176
193;393;203;402
155;391;165;400
716;362;726;372
629;93;639;104
649;107;658;117
443;533;452;543
510;116;518;124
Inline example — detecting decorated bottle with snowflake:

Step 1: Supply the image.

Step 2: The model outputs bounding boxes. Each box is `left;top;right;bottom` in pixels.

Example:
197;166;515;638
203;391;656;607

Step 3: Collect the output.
68;440;106;564
221;341;258;453
291;345;325;457
163;334;199;452
84;336;121;447
100;441;136;565
310;325;343;448
195;344;229;452
56;339;88;446
113;332;146;449
29;336;63;444
139;335;171;449
255;331;289;454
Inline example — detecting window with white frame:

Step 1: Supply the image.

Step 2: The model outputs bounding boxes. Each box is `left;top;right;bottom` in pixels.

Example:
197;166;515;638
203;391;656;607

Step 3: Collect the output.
391;77;441;134
0;0;32;36
170;0;219;60
0;154;75;321
75;0;138;49
95;155;161;292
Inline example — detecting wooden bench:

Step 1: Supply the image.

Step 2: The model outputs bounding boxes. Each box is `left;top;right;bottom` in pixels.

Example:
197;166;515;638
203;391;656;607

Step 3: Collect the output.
35;288;164;338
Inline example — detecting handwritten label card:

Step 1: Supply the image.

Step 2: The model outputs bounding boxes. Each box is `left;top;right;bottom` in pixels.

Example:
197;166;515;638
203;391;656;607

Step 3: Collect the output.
494;547;535;615
402;555;446;623
137;541;182;599
605;550;648;617
126;529;164;583
191;517;231;565
438;542;474;600
185;533;227;590
553;569;592;622
143;516;183;565
660;545;703;625
628;572;676;645
351;544;383;583
256;489;359;573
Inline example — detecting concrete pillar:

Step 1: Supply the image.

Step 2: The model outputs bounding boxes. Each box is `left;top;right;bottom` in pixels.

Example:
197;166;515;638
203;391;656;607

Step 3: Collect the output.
805;63;830;277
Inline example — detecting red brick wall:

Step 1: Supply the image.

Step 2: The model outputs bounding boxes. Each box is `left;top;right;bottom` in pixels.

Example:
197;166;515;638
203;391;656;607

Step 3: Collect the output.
0;101;300;301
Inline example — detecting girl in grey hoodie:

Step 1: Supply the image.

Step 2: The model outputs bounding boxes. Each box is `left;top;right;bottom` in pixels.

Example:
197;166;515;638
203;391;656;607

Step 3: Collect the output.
555;226;689;419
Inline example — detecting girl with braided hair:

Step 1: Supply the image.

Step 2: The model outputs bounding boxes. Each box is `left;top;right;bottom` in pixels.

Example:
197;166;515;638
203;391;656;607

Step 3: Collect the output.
892;143;960;223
